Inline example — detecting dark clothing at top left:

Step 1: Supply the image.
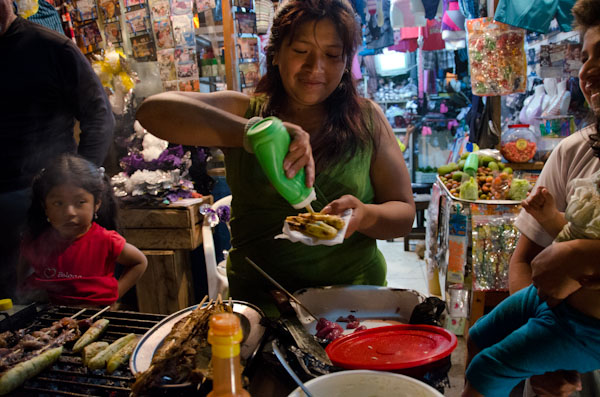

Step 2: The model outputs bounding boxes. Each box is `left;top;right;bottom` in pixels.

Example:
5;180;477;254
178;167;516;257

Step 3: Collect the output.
0;17;114;193
0;17;114;300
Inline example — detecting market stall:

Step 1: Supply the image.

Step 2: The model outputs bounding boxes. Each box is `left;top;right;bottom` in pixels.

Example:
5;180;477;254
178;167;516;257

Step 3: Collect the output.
0;292;454;396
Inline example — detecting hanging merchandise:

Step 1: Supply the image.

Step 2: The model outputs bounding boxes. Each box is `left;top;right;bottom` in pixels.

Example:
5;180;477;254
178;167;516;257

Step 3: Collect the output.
131;33;157;61
493;0;576;34
78;21;104;52
466;96;500;148
441;0;466;50
467;18;527;96
233;0;252;9
196;0;215;12
539;43;567;79
150;0;169;17
255;0;273;34
365;0;394;49
157;49;177;82
390;0;415;29
92;45;137;114
14;0;38;18
238;37;258;60
153;18;175;49
73;0;98;22
125;7;150;34
171;14;195;46
235;11;256;34
171;0;192;15
104;21;122;43
174;46;199;90
389;27;418;52
422;19;446;51
471;206;520;291
99;0;120;19
125;0;156;62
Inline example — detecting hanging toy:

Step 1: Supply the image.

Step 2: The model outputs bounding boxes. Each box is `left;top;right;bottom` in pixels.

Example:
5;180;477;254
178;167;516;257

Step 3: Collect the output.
15;0;39;18
91;43;138;115
376;0;384;27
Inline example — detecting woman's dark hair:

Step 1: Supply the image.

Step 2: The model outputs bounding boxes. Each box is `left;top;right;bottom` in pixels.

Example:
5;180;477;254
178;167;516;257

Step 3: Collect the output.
572;0;600;157
26;154;120;240
254;0;372;171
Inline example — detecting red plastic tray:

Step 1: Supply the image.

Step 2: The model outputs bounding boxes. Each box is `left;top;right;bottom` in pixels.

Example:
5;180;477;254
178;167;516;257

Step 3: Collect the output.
325;324;457;371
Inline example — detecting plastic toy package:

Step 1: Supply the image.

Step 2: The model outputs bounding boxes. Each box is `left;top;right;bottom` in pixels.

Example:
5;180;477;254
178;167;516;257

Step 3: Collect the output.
467;18;527;96
471;212;520;291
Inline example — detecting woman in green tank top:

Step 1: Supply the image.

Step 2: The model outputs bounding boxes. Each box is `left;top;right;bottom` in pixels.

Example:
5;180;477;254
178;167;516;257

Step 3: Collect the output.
136;0;415;316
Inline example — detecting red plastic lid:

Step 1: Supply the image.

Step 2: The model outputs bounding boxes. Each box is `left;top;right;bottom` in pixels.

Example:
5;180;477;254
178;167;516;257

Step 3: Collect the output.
508;124;530;128
325;324;457;371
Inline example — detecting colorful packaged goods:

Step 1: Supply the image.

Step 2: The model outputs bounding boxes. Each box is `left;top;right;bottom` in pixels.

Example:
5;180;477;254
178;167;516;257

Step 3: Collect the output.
467;18;527;96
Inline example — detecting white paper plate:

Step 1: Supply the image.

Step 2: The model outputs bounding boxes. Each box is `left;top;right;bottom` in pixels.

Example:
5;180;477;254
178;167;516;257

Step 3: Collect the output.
129;300;265;386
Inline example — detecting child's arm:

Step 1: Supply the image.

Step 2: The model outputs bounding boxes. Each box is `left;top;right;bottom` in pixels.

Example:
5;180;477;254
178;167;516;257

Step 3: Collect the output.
521;186;567;239
115;243;147;299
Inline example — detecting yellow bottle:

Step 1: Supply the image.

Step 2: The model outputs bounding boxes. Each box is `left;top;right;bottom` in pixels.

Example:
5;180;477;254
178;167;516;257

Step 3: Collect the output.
207;313;251;397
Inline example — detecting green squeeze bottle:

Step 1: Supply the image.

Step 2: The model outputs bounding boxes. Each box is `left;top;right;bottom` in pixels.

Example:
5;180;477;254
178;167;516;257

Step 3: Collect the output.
247;116;316;210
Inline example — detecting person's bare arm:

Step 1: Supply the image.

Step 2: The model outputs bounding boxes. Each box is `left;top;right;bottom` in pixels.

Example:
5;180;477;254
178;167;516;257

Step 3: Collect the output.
322;100;415;239
509;234;544;293
521;187;566;239
136;90;250;147
115;243;147;299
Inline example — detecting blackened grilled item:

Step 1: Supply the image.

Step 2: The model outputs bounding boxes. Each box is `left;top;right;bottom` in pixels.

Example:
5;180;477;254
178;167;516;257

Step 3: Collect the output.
131;300;233;395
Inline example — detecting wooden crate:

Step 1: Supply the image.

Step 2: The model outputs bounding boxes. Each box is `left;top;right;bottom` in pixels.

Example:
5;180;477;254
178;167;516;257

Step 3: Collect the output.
120;196;212;250
136;250;195;314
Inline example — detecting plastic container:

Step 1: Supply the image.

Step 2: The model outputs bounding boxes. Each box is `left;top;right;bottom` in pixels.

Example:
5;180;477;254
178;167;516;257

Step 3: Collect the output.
325;324;457;379
247;117;316;209
500;124;537;163
287;370;444;397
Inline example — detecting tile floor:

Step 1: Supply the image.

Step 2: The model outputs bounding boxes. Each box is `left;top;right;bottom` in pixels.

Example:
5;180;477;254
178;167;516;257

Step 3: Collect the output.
378;239;466;397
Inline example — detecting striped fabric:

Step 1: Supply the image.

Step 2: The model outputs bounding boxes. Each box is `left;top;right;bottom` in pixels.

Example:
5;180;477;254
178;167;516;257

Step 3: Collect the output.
28;0;64;35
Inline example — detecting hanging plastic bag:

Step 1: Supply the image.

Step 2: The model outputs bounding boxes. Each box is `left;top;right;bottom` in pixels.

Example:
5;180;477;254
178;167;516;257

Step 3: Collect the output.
467;18;527;96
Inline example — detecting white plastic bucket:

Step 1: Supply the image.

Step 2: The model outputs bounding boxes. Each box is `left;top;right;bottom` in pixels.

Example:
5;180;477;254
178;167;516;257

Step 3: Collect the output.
286;369;444;397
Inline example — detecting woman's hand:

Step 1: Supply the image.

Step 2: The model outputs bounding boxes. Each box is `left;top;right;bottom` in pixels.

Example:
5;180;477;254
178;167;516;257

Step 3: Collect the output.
283;122;315;188
321;195;366;238
531;242;581;305
530;370;582;397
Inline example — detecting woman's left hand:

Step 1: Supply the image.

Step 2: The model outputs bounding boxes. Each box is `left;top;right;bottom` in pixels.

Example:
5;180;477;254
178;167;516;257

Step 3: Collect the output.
531;242;582;305
321;195;365;238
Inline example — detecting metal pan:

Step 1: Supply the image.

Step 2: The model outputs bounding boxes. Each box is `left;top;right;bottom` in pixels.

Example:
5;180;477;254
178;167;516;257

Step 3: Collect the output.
291;285;426;335
129;300;266;388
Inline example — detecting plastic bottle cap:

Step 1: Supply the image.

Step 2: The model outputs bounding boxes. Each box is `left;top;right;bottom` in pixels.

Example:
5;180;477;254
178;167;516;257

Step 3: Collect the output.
209;313;241;336
0;299;13;311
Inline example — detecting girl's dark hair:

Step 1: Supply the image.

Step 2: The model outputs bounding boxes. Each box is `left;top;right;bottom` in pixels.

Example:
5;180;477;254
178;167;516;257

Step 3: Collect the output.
572;0;600;157
254;0;372;171
26;154;120;240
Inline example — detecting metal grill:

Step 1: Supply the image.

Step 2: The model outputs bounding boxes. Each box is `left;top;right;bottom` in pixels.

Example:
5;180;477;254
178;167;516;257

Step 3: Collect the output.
2;305;167;396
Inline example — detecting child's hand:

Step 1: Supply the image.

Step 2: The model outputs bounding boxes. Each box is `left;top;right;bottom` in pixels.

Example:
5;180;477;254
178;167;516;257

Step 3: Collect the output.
521;186;558;224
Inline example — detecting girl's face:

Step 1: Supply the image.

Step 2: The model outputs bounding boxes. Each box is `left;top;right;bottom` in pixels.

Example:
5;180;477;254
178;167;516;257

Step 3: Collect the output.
579;25;600;113
273;18;346;109
44;184;100;241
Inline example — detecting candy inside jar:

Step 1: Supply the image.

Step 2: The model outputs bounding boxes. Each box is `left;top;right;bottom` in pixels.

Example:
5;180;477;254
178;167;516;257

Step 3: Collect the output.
501;124;537;163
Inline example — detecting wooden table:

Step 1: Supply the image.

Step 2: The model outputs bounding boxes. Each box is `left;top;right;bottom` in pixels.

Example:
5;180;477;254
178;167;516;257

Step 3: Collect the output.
119;196;213;314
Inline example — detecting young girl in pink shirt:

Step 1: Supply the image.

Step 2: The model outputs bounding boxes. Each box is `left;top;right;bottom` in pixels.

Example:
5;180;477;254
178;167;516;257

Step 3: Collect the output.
18;154;147;307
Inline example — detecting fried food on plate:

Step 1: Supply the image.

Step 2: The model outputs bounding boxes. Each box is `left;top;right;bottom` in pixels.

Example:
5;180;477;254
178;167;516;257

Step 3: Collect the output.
285;212;345;240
